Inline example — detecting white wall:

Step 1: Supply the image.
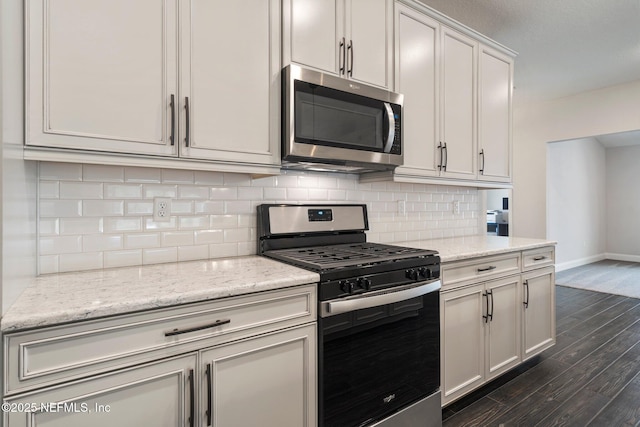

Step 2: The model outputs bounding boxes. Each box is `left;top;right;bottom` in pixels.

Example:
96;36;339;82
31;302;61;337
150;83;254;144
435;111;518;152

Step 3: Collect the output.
2;0;38;314
547;137;606;269
606;144;640;261
513;80;640;239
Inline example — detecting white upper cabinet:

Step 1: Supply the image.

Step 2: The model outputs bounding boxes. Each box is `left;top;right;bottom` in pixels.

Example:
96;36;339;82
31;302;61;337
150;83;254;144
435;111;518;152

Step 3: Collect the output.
393;3;440;177
440;26;478;180
478;45;514;183
25;0;281;174
179;0;281;166
25;0;179;157
283;0;393;88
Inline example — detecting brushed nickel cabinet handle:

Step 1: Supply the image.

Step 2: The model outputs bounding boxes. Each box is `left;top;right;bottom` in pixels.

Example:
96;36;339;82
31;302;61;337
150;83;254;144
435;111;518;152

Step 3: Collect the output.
164;319;231;337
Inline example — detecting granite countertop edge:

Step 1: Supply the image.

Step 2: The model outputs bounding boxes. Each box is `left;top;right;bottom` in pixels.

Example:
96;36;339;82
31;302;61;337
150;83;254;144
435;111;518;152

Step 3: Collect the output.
397;235;557;263
1;256;320;333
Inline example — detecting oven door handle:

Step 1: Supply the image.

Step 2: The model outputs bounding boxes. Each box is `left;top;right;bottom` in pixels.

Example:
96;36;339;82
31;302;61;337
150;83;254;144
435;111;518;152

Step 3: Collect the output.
321;280;441;317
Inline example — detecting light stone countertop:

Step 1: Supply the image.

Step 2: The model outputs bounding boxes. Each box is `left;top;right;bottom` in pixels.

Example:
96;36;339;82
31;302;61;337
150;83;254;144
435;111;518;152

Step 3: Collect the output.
397;235;556;263
1;256;319;333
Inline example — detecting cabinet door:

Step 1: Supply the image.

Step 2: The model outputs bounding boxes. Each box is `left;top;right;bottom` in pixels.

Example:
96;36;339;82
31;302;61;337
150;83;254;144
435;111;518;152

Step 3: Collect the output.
346;0;393;88
440;27;477;180
478;45;513;183
180;0;280;166
201;324;317;427
25;0;178;156
3;354;196;427
522;267;556;360
283;0;342;75
393;4;439;177
441;284;485;405
486;276;521;380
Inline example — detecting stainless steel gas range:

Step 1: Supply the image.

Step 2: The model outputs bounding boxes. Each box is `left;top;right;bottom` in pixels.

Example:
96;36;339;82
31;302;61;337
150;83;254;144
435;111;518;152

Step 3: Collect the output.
257;204;442;427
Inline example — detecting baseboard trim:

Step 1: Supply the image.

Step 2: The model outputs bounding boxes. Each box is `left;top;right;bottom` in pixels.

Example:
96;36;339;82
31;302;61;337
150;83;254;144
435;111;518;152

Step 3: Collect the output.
556;254;606;272
605;253;640;263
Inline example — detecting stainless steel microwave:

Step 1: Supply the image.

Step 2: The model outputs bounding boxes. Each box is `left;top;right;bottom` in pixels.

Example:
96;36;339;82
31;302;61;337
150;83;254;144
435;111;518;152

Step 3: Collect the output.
282;64;403;173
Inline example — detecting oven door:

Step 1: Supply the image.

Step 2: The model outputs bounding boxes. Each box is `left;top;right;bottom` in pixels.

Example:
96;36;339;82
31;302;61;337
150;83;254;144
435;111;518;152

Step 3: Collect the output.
319;280;440;427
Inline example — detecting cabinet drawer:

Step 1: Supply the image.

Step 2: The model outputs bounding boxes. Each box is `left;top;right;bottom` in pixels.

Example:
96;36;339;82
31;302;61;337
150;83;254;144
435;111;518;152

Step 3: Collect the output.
442;253;521;287
522;247;555;271
4;284;316;396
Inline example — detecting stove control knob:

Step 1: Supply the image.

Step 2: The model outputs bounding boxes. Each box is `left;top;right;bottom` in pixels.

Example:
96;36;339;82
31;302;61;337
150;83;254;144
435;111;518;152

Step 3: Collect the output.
406;269;419;281
340;280;354;294
357;277;372;290
418;267;431;279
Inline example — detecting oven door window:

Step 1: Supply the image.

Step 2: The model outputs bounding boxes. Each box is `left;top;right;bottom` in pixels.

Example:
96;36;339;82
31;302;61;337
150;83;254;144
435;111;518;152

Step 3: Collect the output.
294;81;387;151
319;291;440;427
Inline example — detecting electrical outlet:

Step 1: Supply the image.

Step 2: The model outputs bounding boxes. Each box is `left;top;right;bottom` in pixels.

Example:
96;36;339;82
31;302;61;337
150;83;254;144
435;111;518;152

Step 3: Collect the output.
453;200;461;214
397;200;406;215
153;198;171;222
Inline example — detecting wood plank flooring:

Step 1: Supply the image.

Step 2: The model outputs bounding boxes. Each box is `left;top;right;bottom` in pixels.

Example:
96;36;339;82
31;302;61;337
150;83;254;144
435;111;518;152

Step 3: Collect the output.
442;285;640;427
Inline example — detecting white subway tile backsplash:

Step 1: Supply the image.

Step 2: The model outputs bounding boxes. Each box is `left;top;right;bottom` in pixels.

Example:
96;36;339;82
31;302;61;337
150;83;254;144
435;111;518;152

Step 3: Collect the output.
83;200;124;217
39;181;60;199
125;201;154;216
40;235;82;255
210;187;237;200
37;164;481;273
144;217;177;231
225;201;252;214
161;231;194;247
143;247;177;265
83;165;124;182
178;245;209;262
210;215;238;229
194;171;224;185
125;167;162;183
178;186;209;199
178;216;209;230
40;162;82;181
143;185;177;198
104;218;142;233
82;234;123;252
104;249;143;268
105;184;143;199
162;169;194;184
237;187;263;200
125;233;161;249
40;218;60;236
194;230;224;245
171;200;194;215
60;218;103;234
39;255;59;275
209;242;238;258
194;201;223;215
40;200;82;218
60;182;103;199
59;252;103;272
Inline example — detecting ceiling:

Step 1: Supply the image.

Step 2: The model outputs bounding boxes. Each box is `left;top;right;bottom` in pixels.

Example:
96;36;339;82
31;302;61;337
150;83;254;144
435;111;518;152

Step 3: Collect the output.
418;0;640;105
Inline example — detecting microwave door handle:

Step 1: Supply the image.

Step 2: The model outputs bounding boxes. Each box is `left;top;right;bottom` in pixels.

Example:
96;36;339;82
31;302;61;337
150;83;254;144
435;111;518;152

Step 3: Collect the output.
383;102;395;153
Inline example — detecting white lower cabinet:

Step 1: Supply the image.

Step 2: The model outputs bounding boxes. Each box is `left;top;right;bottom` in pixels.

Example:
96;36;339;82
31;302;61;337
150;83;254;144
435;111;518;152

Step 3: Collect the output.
201;324;316;427
4;354;197;427
522;266;556;360
440;247;555;406
441;275;520;405
441;283;485;403
3;286;317;427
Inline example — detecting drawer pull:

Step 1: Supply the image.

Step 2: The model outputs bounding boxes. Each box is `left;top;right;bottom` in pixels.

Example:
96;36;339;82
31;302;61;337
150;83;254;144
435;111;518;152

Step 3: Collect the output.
477;265;497;273
533;256;547;261
164;319;231;337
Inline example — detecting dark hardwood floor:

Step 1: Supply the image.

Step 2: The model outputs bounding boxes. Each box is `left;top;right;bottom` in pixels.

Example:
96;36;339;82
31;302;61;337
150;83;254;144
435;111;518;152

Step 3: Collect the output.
442;285;640;427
